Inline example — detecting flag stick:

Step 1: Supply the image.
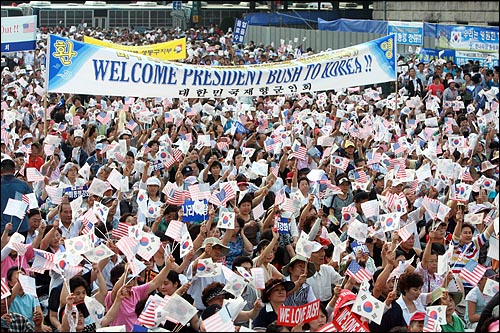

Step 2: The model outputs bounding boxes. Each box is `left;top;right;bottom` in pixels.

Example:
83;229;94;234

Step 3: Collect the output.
5;298;8;313
450;242;472;272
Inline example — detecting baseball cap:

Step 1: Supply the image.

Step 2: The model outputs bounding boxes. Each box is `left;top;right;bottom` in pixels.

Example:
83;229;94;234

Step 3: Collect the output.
286;171;294;180
182;165;193;176
146;177;161;186
374;172;385;181
184;175;198;185
95;143;103;151
344;140;355;148
22;133;33;142
118;130;132;138
447;79;455;84
410;312;426;322
311;241;327;252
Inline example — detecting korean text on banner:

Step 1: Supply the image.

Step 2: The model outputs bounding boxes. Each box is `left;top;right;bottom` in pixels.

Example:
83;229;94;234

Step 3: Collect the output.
47;34;397;99
1;15;37;52
387;21;423;46
83;36;187;61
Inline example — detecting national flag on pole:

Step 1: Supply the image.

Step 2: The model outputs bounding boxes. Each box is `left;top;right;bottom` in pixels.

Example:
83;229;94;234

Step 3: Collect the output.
31;249;56;273
164;112;173;123
346;260;373;283
280;198;296;213
26;168;44;182
215;183;236;205
331;155;350;171
136;297;157;328
353;169;369;183
461;167;474;182
125;119;138;131
360;200;379;219
275;187;286;206
116;236;139;261
366;150;382;165
264;138;277;152
392;142;406;155
379;212;401;232
172;148;184;162
216;141;229;151
166;188;185;206
203;310;235;332
252;203;266;220
458;260;487;286
14;192;30;205
4;198;29;219
423;316;441;332
1;278;11;299
398;221;417;242
96;112;111;125
271;164;279;178
165;220;184;242
292;145;307;161
111;222;129;240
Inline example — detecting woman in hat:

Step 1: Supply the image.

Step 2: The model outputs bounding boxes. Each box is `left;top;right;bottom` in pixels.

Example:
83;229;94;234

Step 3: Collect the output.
60;162;85;187
430;287;465;332
282;255;316;306
253;278;295;329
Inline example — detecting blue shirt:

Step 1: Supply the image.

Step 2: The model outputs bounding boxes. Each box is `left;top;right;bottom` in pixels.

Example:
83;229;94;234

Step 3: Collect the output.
1;174;33;234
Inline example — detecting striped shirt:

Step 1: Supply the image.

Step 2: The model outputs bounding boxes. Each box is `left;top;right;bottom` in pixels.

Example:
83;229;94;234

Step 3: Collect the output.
450;230;489;288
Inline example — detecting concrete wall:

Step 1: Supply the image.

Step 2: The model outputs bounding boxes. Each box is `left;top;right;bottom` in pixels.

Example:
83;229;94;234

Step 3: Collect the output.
372;1;499;26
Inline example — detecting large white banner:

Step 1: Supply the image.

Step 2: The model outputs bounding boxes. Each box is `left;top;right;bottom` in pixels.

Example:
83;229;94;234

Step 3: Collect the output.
47;34;396;99
1;15;37;52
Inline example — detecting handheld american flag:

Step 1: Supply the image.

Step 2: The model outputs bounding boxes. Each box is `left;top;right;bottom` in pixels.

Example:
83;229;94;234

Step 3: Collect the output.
458;260;487;286
96;112;111;125
346;261;373;283
125;119;138;131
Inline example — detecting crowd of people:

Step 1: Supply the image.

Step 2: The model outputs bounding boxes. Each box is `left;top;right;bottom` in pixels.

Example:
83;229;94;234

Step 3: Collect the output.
1;22;499;333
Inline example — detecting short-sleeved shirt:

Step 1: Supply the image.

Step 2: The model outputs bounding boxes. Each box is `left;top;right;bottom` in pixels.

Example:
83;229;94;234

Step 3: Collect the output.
414;262;444;293
253;303;278;329
1;244;34;279
465;286;492;324
306;264;343;302
252;257;282;283
9;292;40;325
396;293;428;325
441;313;465;332
104;283;151;331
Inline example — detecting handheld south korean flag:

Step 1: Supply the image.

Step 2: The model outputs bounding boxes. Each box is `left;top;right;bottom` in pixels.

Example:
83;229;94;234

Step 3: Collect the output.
179;230;194;258
217;211;236;229
379;212;401;233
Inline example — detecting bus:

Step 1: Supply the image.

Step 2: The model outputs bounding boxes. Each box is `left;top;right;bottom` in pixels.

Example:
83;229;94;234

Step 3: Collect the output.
17;1;370;30
1;5;24;17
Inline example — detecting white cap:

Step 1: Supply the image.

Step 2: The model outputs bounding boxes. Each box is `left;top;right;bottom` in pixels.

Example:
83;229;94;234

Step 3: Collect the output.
311;241;327;252
118;130;132;138
185;176;198;185
146;177;161;186
22;133;33;141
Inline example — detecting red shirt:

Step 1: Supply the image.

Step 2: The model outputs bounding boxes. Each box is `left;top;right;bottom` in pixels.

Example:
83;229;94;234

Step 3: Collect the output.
26;155;44;170
428;83;445;98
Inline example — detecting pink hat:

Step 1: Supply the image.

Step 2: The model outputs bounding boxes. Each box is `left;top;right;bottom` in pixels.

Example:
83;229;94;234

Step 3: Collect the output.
448;79;455;84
